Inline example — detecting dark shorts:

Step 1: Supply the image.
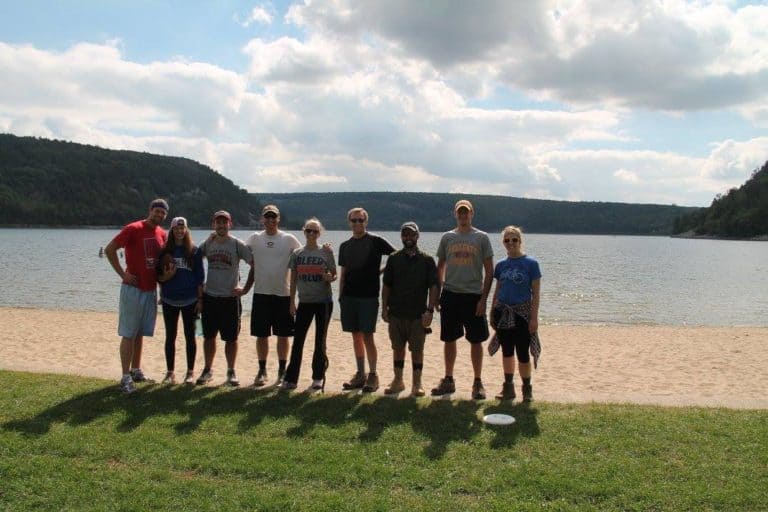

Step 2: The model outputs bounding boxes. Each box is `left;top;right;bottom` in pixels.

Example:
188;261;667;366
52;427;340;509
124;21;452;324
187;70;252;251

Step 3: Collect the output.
251;294;294;337
495;312;531;363
439;290;489;344
339;296;378;333
388;316;427;352
201;294;242;343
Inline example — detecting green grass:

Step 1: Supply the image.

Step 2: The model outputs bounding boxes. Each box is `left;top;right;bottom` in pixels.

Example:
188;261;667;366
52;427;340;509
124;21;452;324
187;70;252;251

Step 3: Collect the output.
1;371;766;511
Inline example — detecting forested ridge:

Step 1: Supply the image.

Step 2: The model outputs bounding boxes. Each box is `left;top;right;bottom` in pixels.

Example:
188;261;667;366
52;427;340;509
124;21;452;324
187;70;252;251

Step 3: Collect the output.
673;160;768;239
1;133;707;235
0;134;261;226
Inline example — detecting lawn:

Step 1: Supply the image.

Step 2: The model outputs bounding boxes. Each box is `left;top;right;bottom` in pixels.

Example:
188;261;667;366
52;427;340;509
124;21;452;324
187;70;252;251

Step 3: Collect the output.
0;370;766;511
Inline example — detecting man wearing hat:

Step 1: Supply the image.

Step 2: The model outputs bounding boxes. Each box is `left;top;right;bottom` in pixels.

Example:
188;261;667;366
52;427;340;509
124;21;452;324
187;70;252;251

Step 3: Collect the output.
381;222;439;397
104;198;169;394
243;204;301;386
431;199;494;400
196;210;254;386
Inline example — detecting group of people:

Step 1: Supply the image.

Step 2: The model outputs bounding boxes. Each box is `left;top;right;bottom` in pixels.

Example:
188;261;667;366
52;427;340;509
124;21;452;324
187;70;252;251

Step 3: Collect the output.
105;197;542;402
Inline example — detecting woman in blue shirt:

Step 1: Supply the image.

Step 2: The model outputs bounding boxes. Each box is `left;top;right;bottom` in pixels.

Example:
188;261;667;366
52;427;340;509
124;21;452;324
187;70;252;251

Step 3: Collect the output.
490;225;541;402
157;217;205;384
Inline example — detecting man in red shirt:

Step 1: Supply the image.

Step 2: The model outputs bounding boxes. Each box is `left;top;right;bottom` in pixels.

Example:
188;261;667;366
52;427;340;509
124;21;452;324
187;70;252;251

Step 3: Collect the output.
105;199;169;393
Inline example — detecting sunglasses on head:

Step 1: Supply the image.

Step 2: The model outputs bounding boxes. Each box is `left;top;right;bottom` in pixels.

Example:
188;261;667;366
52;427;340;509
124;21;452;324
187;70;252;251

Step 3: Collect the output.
349;218;366;223
504;238;520;243
304;228;319;234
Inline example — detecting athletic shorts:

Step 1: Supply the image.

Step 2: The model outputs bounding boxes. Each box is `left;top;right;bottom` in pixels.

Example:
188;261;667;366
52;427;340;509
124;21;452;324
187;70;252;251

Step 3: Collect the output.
201;294;242;343
339;296;378;333
250;294;294;337
388;316;427;352
118;284;158;339
439;290;489;344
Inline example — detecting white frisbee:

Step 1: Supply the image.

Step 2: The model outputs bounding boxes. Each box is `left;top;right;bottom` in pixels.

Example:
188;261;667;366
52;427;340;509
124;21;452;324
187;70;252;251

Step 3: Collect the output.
483;413;515;426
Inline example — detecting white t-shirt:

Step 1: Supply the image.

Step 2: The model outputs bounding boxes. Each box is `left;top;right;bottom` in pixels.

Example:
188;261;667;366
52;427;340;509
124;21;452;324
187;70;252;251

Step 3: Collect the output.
245;230;301;296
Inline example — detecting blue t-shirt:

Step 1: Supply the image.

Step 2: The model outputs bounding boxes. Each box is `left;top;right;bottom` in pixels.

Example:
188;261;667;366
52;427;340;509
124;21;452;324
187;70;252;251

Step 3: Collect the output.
494;255;542;305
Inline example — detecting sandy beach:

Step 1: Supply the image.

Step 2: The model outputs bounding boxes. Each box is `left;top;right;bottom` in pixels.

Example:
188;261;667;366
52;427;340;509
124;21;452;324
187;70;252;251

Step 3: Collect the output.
1;307;766;409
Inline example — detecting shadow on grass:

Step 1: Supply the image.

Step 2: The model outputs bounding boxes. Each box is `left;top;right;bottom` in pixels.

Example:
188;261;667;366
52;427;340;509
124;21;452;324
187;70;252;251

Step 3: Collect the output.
2;380;540;459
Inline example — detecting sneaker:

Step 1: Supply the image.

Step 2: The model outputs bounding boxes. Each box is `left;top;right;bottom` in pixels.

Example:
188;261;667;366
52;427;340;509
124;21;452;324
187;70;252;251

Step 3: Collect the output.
183;371;195;384
471;380;486;400
120;375;136;394
280;380;297;390
277;368;286;385
253;369;268;387
130;368;153;383
342;372;366;390
384;377;405;395
311;379;324;391
495;382;516;401
225;369;240;387
430;377;456;396
361;372;379;393
161;371;176;385
522;383;534;402
196;369;213;385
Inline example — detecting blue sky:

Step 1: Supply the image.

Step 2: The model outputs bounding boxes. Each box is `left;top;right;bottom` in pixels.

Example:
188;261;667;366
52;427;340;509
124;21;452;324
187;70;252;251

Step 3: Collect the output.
1;1;767;206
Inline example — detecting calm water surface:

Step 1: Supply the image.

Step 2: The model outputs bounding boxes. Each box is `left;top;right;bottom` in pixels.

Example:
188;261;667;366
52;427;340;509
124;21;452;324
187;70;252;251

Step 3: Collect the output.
1;228;766;326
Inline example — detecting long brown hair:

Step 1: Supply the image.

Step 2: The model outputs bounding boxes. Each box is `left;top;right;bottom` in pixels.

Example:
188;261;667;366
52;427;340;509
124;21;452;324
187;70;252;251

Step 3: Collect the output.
160;228;195;269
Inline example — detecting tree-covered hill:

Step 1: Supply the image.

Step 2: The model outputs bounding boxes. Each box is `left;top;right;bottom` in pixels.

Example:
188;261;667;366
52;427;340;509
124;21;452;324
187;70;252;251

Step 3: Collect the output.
0;134;261;227
258;191;699;235
673;161;768;239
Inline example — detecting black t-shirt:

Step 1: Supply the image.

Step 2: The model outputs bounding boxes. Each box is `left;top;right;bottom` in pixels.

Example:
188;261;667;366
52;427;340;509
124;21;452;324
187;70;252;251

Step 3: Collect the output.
338;233;395;298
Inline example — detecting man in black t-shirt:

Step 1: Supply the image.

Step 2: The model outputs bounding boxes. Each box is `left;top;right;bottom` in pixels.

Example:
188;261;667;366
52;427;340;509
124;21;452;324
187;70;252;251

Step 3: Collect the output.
338;207;395;392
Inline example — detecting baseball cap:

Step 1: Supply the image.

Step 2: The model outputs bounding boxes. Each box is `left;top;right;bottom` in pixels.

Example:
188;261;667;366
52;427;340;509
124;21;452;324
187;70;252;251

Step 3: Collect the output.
170;217;187;228
262;204;280;216
213;210;232;221
454;199;473;212
400;221;419;234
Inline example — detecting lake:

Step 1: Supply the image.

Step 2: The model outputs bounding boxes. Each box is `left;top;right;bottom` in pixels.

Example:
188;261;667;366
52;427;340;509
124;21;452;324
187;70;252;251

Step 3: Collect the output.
1;228;766;326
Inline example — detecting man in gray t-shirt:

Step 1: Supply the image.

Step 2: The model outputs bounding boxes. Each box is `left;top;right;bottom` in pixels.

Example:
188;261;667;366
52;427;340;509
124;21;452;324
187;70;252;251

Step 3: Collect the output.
431;199;494;400
195;210;254;387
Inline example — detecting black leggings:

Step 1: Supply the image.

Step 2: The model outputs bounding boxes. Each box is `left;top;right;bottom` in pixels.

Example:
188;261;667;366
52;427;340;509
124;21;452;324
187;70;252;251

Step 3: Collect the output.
497;315;531;363
162;302;197;372
284;302;333;383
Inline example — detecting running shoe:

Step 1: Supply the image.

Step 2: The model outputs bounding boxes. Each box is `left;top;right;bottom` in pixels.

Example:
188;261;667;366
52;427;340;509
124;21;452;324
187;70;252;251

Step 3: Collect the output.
253;369;268;387
225;369;240;387
196;369;213;385
120;375;136;394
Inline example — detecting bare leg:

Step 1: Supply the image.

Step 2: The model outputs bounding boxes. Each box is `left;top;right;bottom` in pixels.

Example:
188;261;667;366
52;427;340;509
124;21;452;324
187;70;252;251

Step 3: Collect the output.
502;356;517;374
518;361;532;379
443;341;457;376
256;336;269;361
362;332;377;371
470;343;483;380
203;337;216;369
352;332;365;359
130;335;144;370
120;336;135;375
225;341;238;369
277;336;290;361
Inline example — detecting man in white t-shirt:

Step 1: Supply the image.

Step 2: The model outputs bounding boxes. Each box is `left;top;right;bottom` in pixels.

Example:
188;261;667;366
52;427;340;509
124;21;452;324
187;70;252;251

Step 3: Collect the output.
244;204;301;386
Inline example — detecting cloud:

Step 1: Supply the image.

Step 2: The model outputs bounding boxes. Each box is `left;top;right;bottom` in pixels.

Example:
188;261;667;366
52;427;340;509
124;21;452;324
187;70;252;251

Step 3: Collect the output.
236;5;274;27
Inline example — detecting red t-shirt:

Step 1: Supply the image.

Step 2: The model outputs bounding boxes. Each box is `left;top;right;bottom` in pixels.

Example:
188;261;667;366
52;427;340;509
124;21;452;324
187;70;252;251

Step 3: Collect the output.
111;220;167;291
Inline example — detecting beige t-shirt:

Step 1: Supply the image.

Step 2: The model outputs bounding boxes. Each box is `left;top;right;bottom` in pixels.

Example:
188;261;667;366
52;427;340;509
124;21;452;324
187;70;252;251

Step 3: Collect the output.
245;230;301;296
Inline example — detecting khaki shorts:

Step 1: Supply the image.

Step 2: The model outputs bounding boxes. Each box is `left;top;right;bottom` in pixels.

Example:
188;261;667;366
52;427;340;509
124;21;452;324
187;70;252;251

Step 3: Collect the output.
388;316;427;352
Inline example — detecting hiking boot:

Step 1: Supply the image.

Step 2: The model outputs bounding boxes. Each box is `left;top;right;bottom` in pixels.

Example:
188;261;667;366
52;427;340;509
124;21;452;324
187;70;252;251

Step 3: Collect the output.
342;372;366;390
430;377;456;396
522;383;534;402
120;375;136;394
225;369;240;387
280;380;297;391
495;382;516;401
384;376;405;395
183;371;195;384
362;372;379;393
472;380;486;400
130;368;153;383
411;370;425;397
162;371;176;385
253;369;268;387
196;369;213;385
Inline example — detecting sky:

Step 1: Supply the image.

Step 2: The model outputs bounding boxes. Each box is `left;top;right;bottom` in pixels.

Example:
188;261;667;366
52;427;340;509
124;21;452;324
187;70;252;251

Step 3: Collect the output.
1;1;767;206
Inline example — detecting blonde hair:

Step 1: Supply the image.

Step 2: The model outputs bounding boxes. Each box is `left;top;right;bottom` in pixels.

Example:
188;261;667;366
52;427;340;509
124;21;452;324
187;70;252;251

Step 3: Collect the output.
502;225;524;249
304;217;325;232
347;207;368;222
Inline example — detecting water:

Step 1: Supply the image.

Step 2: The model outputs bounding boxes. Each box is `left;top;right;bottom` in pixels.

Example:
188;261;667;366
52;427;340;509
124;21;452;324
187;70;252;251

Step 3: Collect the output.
1;228;766;326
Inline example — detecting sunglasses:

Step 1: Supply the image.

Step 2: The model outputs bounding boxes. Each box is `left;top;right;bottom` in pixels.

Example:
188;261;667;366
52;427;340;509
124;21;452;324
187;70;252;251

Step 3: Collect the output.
304;228;319;234
349;218;366;223
503;238;520;243
263;213;278;219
